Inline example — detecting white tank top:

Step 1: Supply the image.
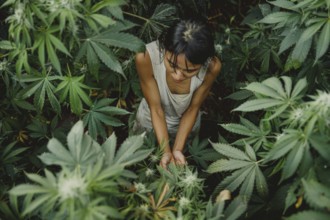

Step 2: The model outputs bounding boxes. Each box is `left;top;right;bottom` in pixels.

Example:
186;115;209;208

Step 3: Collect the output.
134;41;208;136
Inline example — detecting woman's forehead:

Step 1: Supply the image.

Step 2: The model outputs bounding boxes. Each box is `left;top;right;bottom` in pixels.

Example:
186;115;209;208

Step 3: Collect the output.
166;51;201;68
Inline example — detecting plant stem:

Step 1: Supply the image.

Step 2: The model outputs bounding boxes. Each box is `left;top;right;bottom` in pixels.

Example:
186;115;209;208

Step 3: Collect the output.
122;11;169;28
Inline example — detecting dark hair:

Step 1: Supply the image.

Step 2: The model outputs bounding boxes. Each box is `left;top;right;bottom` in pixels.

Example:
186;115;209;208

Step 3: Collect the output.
159;18;215;65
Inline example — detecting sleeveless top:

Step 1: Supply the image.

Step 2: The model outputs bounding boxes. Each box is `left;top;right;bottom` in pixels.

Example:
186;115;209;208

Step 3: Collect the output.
133;41;208;137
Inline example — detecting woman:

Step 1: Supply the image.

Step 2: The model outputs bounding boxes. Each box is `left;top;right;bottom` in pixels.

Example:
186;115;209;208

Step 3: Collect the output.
133;18;221;168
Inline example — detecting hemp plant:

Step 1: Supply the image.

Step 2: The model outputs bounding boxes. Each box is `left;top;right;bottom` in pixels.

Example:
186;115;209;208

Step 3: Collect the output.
9;120;153;219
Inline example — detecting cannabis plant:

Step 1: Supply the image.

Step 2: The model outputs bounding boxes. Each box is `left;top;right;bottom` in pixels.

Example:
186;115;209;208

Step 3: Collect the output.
9;120;153;219
212;76;330;219
258;0;330;64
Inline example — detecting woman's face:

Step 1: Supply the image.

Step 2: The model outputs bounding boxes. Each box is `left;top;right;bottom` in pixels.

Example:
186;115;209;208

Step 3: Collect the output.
164;51;202;83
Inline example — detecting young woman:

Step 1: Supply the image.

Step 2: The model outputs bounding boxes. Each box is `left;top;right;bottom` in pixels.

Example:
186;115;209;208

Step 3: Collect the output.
133;18;221;168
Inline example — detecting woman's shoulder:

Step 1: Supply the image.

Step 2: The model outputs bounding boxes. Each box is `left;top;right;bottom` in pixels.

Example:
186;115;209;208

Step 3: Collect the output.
136;40;163;67
135;50;151;66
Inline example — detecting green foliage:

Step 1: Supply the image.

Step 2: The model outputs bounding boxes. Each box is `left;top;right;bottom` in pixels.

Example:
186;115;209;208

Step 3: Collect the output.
205;196;247;220
258;0;330;67
56;74;93;115
0;0;145;115
76;26;144;78
221;116;270;151
10;120;152;219
17;72;61;113
1;0;330;219
302;179;330;210
286;210;330;220
136;3;177;42
219;75;330;218
83;98;129;139
187;135;220;169
207;142;268;200
234;77;307;119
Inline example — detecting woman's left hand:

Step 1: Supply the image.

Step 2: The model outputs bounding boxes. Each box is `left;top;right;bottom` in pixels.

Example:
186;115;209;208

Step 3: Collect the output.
172;150;186;166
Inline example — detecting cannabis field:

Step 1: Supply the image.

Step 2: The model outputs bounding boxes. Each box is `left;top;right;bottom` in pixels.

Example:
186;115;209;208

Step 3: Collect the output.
0;0;329;219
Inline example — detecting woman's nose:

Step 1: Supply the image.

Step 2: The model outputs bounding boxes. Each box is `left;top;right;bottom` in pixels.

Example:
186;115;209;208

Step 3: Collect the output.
174;69;185;80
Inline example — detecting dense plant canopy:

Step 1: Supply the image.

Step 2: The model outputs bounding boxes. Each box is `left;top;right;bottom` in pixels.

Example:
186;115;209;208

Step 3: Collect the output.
0;0;329;219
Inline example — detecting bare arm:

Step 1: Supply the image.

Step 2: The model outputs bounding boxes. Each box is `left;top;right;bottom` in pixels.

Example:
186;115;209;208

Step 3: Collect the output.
135;52;172;155
172;57;222;153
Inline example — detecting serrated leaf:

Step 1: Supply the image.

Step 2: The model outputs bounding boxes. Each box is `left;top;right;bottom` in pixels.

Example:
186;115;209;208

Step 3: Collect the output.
246;82;283;100
97;106;129;115
91;0;126;12
101;133;117;165
280;145;304;182
221;165;254;192
258;12;292;24
25;173;51;188
56;75;92;115
284;183;298;213
281;76;292;97
139;4;177;41
309;134;330;161
86;42;99;73
22;194;56;216
120;149;153;166
0;40;15;50
225;90;254;100
45;83;61;113
152;3;177;21
224;197;248;220
262;77;286;98
297;21;325;44
9;184;50;196
233;99;283;112
265;134;299;161
93;32;144;52
239;167;255;199
45;37;61;74
44;138;74;163
94;164;123;182
255;166;268;197
67;120;83;162
113;134;145;165
268;0;296;10
90;14;115;28
289;0;314;9
210;142;251;161
82;98;128;139
49;34;71;56
90;42;124;76
102;20;137;33
291;37;312;62
38;39;46;69
302;179;330;210
21;80;43;99
216;167;248;193
291;77;307;98
207;159;253;173
316;21;330;60
279;28;302;54
244;143;256;161
107;6;123;20
220;123;253;136
239;117;260;132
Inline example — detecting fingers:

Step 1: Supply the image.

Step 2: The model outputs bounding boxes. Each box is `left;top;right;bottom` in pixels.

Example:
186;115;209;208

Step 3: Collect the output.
159;151;188;169
172;150;187;166
160;152;173;169
175;158;187;166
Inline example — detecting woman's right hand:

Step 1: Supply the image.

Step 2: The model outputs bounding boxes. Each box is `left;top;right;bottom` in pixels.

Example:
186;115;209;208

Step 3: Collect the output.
160;152;173;169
